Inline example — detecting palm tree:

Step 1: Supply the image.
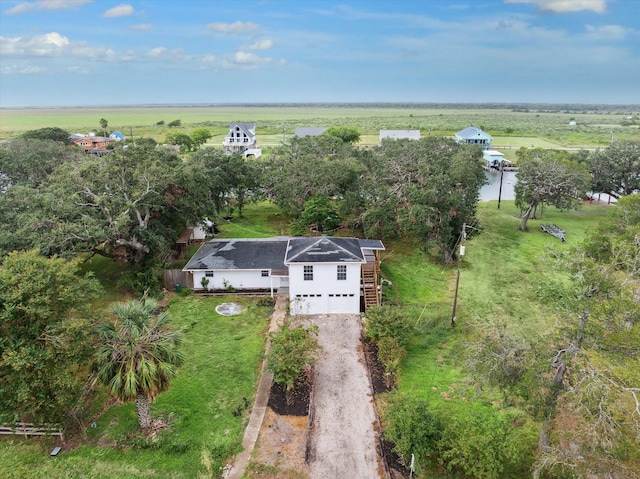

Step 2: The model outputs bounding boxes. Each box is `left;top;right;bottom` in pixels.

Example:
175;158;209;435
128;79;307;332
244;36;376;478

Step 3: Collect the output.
96;299;183;429
99;118;108;137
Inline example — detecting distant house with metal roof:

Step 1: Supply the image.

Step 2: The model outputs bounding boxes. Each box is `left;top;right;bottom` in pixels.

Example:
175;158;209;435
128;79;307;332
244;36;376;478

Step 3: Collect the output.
455;126;492;149
223;122;257;153
182;236;385;314
109;131;125;141
294;127;328;137
379;130;421;145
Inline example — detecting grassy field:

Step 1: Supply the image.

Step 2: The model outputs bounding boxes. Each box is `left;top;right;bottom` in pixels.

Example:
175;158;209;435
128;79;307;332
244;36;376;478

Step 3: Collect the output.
0;294;273;479
379;201;612;432
1;105;638;147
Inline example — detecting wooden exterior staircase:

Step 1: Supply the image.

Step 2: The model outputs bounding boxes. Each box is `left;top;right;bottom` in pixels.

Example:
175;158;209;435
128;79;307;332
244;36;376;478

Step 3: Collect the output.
361;251;382;311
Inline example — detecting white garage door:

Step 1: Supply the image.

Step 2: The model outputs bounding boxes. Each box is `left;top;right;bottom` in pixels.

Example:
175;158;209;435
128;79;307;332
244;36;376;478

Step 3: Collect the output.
327;293;358;314
292;294;325;315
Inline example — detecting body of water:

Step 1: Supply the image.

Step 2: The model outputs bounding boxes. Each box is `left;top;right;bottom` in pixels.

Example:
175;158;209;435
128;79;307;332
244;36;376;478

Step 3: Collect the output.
479;170;517;202
478;170;618;204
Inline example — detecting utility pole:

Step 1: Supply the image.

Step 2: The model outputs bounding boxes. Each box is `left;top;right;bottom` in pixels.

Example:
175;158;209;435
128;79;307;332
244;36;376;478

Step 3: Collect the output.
451;222;466;327
497;160;504;209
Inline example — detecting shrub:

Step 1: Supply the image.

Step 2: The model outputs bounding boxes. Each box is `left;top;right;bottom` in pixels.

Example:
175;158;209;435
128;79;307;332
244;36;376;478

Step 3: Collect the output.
377;336;406;387
437;407;536;479
383;393;442;473
267;319;320;402
364;305;411;346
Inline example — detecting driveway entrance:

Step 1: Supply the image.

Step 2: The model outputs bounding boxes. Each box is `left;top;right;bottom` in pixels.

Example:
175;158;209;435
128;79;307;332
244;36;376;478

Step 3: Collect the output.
307;314;382;479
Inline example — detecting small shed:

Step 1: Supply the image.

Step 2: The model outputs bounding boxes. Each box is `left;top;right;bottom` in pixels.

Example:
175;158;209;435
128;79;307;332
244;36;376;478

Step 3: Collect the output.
483;150;508;169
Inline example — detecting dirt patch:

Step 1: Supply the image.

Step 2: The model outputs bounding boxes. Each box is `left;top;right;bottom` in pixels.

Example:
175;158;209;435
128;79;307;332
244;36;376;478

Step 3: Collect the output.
267;369;311;417
362;336;394;394
244;408;309;479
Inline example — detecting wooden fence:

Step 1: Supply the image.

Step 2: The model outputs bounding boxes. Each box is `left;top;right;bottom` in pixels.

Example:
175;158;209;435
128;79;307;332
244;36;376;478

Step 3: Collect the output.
163;270;193;290
0;422;63;438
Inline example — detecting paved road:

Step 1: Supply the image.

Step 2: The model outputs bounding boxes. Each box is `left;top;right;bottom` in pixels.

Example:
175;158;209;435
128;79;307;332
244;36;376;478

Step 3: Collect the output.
307;314;382;479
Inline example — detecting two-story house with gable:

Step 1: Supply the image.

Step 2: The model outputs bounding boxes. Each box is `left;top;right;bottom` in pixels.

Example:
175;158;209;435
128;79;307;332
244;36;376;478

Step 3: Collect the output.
223;122;257;153
182;236;384;315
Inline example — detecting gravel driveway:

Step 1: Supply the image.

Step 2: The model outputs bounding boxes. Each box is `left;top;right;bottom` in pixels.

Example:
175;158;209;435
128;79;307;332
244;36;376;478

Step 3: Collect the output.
307;314;383;479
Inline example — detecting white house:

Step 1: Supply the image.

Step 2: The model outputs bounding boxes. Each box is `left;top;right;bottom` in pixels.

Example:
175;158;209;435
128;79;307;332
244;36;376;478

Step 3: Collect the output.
455;126;492;149
223;122;257;153
379;130;421;145
294;127;328;137
182;236;385;315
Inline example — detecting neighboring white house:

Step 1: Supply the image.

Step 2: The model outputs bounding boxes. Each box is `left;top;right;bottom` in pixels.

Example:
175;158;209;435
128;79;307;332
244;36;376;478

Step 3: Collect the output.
182;236;385;314
223;122;257;153
294;127;328;137
379;130;421;145
455;126;492;149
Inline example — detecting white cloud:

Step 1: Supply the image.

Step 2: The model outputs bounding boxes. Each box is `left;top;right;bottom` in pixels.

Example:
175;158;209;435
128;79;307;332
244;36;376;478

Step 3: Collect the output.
206;21;259;35
0;63;44;74
0;32;70;56
148;47;167;57
504;0;608;14
146;47;185;62
234;51;260;64
240;39;273;51
102;3;134;18
585;24;632;40
228;51;285;69
130;24;152;31
5;0;91;14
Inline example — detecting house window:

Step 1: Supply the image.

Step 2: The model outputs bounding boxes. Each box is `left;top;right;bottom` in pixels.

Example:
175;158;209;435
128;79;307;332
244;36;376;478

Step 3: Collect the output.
205;272;214;277
261;270;269;277
303;265;313;281
337;265;347;281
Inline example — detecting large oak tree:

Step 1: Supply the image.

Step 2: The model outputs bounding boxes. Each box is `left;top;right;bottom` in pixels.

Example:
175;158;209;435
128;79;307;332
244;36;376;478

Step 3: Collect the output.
0;250;102;425
514;148;590;231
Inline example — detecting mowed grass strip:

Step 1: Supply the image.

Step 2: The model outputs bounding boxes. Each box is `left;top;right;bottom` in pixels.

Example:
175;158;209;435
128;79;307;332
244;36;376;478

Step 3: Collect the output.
0;295;271;479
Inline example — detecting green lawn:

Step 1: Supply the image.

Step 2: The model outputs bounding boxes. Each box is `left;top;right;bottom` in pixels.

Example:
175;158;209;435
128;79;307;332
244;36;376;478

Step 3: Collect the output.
380;200;613;418
0;295;272;479
214;201;287;238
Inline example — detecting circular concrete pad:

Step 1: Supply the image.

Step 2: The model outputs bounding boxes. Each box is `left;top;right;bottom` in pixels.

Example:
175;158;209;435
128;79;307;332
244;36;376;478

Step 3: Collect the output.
215;302;244;316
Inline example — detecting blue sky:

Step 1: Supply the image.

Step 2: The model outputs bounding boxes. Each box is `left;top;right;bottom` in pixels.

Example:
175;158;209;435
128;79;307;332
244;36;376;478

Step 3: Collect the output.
0;0;638;106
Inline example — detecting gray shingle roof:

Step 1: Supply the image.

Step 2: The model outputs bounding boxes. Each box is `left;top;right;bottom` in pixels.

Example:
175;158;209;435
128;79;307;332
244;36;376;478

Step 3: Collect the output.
379;130;421;141
230;122;256;136
183;238;288;271
183;236;384;271
358;239;385;250
294;127;328;137
285;237;364;263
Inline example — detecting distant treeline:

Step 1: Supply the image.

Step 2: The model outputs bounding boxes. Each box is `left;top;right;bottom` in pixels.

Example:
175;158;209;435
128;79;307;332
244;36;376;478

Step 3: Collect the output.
3;102;638;114
189;102;640;114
